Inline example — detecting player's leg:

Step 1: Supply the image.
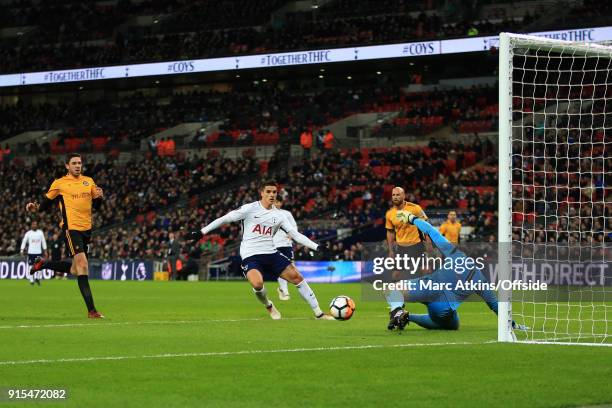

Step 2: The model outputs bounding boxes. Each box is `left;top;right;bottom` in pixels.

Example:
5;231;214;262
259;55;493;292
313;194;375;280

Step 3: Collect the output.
242;256;280;319
72;252;99;316
277;277;290;300
276;247;292;300
68;231;102;318
32;258;73;275
385;277;445;330
33;231;74;275
417;302;460;330
280;263;333;319
26;255;36;285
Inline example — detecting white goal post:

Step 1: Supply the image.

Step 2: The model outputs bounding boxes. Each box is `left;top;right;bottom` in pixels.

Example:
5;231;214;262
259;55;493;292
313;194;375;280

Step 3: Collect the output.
498;32;612;345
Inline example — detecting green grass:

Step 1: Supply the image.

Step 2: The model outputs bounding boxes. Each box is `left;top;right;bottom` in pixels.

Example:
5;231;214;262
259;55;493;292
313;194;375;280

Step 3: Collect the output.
0;279;610;408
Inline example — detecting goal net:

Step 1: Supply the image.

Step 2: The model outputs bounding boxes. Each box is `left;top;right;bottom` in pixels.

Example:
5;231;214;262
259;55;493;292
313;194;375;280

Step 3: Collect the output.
498;33;612;345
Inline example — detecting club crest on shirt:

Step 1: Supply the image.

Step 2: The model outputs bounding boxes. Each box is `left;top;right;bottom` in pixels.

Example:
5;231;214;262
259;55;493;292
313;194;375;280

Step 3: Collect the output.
83;181;89;186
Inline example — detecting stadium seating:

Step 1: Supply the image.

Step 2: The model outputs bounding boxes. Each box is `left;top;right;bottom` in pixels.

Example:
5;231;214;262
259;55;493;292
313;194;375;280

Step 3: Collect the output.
2;0;607;73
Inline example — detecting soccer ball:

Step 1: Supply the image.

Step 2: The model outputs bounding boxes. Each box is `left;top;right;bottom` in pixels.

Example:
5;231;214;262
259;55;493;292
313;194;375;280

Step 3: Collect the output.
329;296;356;321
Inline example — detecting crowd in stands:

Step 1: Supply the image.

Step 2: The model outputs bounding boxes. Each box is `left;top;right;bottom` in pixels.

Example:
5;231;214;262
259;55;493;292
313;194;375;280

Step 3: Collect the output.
508;46;612;251
511;102;611;248
373;85;498;138
0;0;570;73
10;123;608;265
2;0;610;74
87;138;496;261
0;153;259;258
0;77;510;263
2;83;499;157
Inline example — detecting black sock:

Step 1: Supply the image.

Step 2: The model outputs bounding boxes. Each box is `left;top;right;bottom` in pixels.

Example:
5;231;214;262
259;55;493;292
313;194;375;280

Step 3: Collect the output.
77;275;96;312
43;260;72;273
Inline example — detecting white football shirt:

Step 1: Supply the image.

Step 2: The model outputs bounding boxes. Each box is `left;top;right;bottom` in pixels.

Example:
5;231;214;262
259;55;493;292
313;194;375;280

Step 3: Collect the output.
21;229;47;255
201;201;317;259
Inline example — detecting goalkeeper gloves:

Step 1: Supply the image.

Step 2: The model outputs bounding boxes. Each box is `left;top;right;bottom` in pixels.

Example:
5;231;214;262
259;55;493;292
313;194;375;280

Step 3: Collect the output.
396;210;418;225
186;230;204;242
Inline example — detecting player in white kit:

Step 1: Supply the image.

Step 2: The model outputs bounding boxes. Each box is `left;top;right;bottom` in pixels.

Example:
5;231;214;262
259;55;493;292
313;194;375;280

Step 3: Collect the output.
20;220;47;285
188;180;334;320
273;197;295;301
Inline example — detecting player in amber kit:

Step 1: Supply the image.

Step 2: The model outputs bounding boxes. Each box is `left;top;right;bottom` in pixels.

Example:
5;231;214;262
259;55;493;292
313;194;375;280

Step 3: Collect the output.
439;211;462;244
25;153;104;318
385;187;427;278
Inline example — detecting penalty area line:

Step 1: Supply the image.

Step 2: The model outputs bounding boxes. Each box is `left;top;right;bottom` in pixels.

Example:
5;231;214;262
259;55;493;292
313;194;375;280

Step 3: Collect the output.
0;341;485;366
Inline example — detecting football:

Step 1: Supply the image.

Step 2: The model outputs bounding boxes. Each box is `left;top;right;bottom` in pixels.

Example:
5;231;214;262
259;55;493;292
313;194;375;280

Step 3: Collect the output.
329;295;356;321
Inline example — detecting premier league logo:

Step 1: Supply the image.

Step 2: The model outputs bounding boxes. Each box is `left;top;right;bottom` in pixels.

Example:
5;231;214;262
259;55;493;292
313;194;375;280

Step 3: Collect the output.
101;263;113;280
135;262;148;281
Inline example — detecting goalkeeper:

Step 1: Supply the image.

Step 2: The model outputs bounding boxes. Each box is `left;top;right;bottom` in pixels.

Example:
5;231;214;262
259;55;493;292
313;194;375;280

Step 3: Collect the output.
386;210;525;332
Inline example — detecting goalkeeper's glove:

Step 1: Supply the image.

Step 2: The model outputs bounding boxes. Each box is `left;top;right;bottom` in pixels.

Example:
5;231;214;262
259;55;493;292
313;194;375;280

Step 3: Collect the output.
186;230;204;242
396;210;418;225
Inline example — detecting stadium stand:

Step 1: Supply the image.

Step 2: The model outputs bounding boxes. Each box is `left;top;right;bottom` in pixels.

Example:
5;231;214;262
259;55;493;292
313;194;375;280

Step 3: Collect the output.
2;0;608;73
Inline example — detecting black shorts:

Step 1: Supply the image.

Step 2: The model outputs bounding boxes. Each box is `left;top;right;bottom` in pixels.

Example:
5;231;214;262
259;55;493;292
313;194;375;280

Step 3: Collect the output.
64;229;91;257
389;242;427;280
27;253;42;265
397;242;426;259
240;252;292;280
276;246;295;262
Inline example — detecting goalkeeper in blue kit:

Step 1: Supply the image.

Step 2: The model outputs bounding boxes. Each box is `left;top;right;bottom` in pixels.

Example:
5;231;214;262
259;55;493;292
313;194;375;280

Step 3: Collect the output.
386;211;526;332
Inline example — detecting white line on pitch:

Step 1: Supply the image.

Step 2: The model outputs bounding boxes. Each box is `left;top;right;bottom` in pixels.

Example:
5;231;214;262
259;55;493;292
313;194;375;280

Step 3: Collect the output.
0;317;310;330
0;341;485;366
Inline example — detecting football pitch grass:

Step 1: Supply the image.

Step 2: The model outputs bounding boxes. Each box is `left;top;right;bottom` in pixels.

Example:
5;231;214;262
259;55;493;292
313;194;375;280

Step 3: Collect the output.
0;279;610;408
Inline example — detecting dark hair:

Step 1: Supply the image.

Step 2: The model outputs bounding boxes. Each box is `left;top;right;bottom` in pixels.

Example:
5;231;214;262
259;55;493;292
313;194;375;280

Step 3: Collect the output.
275;196;283;203
259;179;277;191
65;153;82;164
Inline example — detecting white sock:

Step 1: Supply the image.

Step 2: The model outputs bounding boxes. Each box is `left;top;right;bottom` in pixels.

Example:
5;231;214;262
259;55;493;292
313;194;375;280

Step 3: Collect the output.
295;280;323;316
277;277;289;293
28;266;34;283
253;287;272;307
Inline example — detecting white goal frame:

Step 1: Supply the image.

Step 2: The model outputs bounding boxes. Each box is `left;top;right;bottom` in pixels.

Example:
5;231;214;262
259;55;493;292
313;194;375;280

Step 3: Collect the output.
498;32;612;345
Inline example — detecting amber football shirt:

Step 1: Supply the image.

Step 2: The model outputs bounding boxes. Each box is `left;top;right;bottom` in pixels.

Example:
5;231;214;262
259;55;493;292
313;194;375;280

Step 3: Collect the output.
385;202;427;245
440;221;462;244
45;175;97;231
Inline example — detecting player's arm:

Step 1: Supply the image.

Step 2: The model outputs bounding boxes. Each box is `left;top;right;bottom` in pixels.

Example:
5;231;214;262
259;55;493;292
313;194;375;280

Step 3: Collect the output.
283;211;299;242
457;223;462;244
476;287;499;315
385;211;395;257
386;230;396;257
279;213;318;250
283;225;318;251
397;212;456;258
187;206;247;241
91;180;103;209
26;181;60;213
476;284;529;331
416;205;434;252
20;232;28;256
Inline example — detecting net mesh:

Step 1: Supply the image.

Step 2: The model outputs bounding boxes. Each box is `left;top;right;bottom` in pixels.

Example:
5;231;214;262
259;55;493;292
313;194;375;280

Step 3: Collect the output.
509;37;612;344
